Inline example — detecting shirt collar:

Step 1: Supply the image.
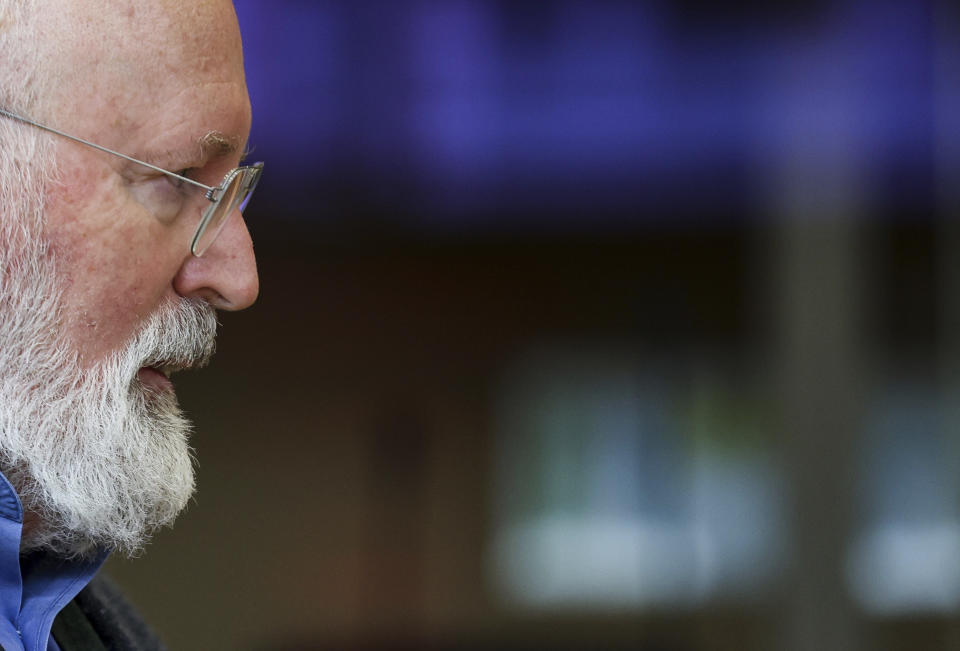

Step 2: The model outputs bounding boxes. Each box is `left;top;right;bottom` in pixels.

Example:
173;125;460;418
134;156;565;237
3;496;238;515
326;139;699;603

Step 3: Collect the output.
0;470;107;650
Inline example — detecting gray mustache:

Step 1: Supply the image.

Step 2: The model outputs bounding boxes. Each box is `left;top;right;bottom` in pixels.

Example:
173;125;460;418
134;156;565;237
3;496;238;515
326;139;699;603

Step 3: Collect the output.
136;299;218;373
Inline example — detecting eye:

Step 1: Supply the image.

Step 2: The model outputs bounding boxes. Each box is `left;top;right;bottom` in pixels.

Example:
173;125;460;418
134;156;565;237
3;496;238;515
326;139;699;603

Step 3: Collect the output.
129;169;196;223
169;169;196;190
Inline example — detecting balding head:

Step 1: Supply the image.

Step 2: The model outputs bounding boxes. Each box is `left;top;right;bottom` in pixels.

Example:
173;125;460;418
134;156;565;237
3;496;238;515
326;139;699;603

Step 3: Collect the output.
0;1;246;166
37;0;244;118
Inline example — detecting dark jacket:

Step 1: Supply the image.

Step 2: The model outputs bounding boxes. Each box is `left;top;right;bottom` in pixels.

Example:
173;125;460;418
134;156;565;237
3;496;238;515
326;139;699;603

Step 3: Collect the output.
50;576;164;651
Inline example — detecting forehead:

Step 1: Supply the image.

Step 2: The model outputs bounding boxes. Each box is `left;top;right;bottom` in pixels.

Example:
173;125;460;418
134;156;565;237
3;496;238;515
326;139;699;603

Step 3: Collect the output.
45;0;244;82
39;0;250;151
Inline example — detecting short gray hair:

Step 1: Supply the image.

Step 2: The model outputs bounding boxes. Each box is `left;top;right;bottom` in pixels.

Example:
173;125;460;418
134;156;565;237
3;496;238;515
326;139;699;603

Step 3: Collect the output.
0;2;55;254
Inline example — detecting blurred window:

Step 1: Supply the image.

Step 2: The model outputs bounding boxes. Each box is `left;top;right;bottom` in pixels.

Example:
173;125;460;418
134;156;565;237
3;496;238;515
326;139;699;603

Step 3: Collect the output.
490;345;783;609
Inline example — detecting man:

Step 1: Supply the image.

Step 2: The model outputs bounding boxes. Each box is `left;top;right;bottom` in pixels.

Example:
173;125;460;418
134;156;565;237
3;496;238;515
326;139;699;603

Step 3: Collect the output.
0;0;260;648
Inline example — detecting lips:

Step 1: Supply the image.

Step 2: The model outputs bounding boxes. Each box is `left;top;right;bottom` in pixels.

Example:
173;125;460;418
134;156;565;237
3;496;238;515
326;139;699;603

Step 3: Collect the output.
138;355;200;387
137;366;174;392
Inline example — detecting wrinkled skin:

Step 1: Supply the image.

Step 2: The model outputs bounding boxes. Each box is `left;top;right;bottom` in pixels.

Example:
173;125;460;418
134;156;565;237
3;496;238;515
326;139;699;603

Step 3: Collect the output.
40;0;259;369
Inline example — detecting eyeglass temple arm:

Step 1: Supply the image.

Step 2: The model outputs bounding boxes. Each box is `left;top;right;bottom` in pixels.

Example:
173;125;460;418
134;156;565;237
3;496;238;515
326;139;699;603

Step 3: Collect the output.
0;107;215;194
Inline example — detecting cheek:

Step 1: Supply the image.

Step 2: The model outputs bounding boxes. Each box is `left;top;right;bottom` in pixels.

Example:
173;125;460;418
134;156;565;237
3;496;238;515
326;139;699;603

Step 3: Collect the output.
43;169;182;365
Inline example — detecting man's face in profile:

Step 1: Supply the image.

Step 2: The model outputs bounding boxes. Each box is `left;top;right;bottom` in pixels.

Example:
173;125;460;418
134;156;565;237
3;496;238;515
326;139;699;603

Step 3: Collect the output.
0;0;258;557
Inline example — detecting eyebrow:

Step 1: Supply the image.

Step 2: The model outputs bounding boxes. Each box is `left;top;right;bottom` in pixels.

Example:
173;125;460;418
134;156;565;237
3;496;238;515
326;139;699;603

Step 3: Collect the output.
141;131;247;174
199;130;242;159
198;130;254;170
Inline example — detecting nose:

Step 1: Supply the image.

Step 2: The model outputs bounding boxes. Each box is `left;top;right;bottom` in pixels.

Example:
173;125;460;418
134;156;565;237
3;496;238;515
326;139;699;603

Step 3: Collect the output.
173;210;259;310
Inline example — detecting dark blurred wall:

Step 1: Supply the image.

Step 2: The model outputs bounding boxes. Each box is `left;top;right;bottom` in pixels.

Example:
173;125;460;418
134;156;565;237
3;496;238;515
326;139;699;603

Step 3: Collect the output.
105;2;960;650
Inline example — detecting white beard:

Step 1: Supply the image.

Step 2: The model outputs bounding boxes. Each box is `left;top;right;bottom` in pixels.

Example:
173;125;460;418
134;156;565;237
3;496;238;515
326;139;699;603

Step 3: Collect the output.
0;225;216;558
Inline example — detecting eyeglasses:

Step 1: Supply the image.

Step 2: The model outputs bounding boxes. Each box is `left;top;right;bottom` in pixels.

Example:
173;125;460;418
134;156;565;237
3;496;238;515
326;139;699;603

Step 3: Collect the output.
0;107;263;257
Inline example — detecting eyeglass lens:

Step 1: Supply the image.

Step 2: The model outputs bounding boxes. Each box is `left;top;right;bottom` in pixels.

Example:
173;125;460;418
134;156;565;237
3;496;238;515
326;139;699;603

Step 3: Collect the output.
191;166;260;256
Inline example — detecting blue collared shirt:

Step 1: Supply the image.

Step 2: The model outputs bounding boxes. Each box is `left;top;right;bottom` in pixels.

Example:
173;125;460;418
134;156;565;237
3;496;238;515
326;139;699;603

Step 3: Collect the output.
0;472;106;651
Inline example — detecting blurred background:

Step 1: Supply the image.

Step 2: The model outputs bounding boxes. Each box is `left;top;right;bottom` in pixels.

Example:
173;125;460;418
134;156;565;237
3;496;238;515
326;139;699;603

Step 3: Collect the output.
107;1;960;649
